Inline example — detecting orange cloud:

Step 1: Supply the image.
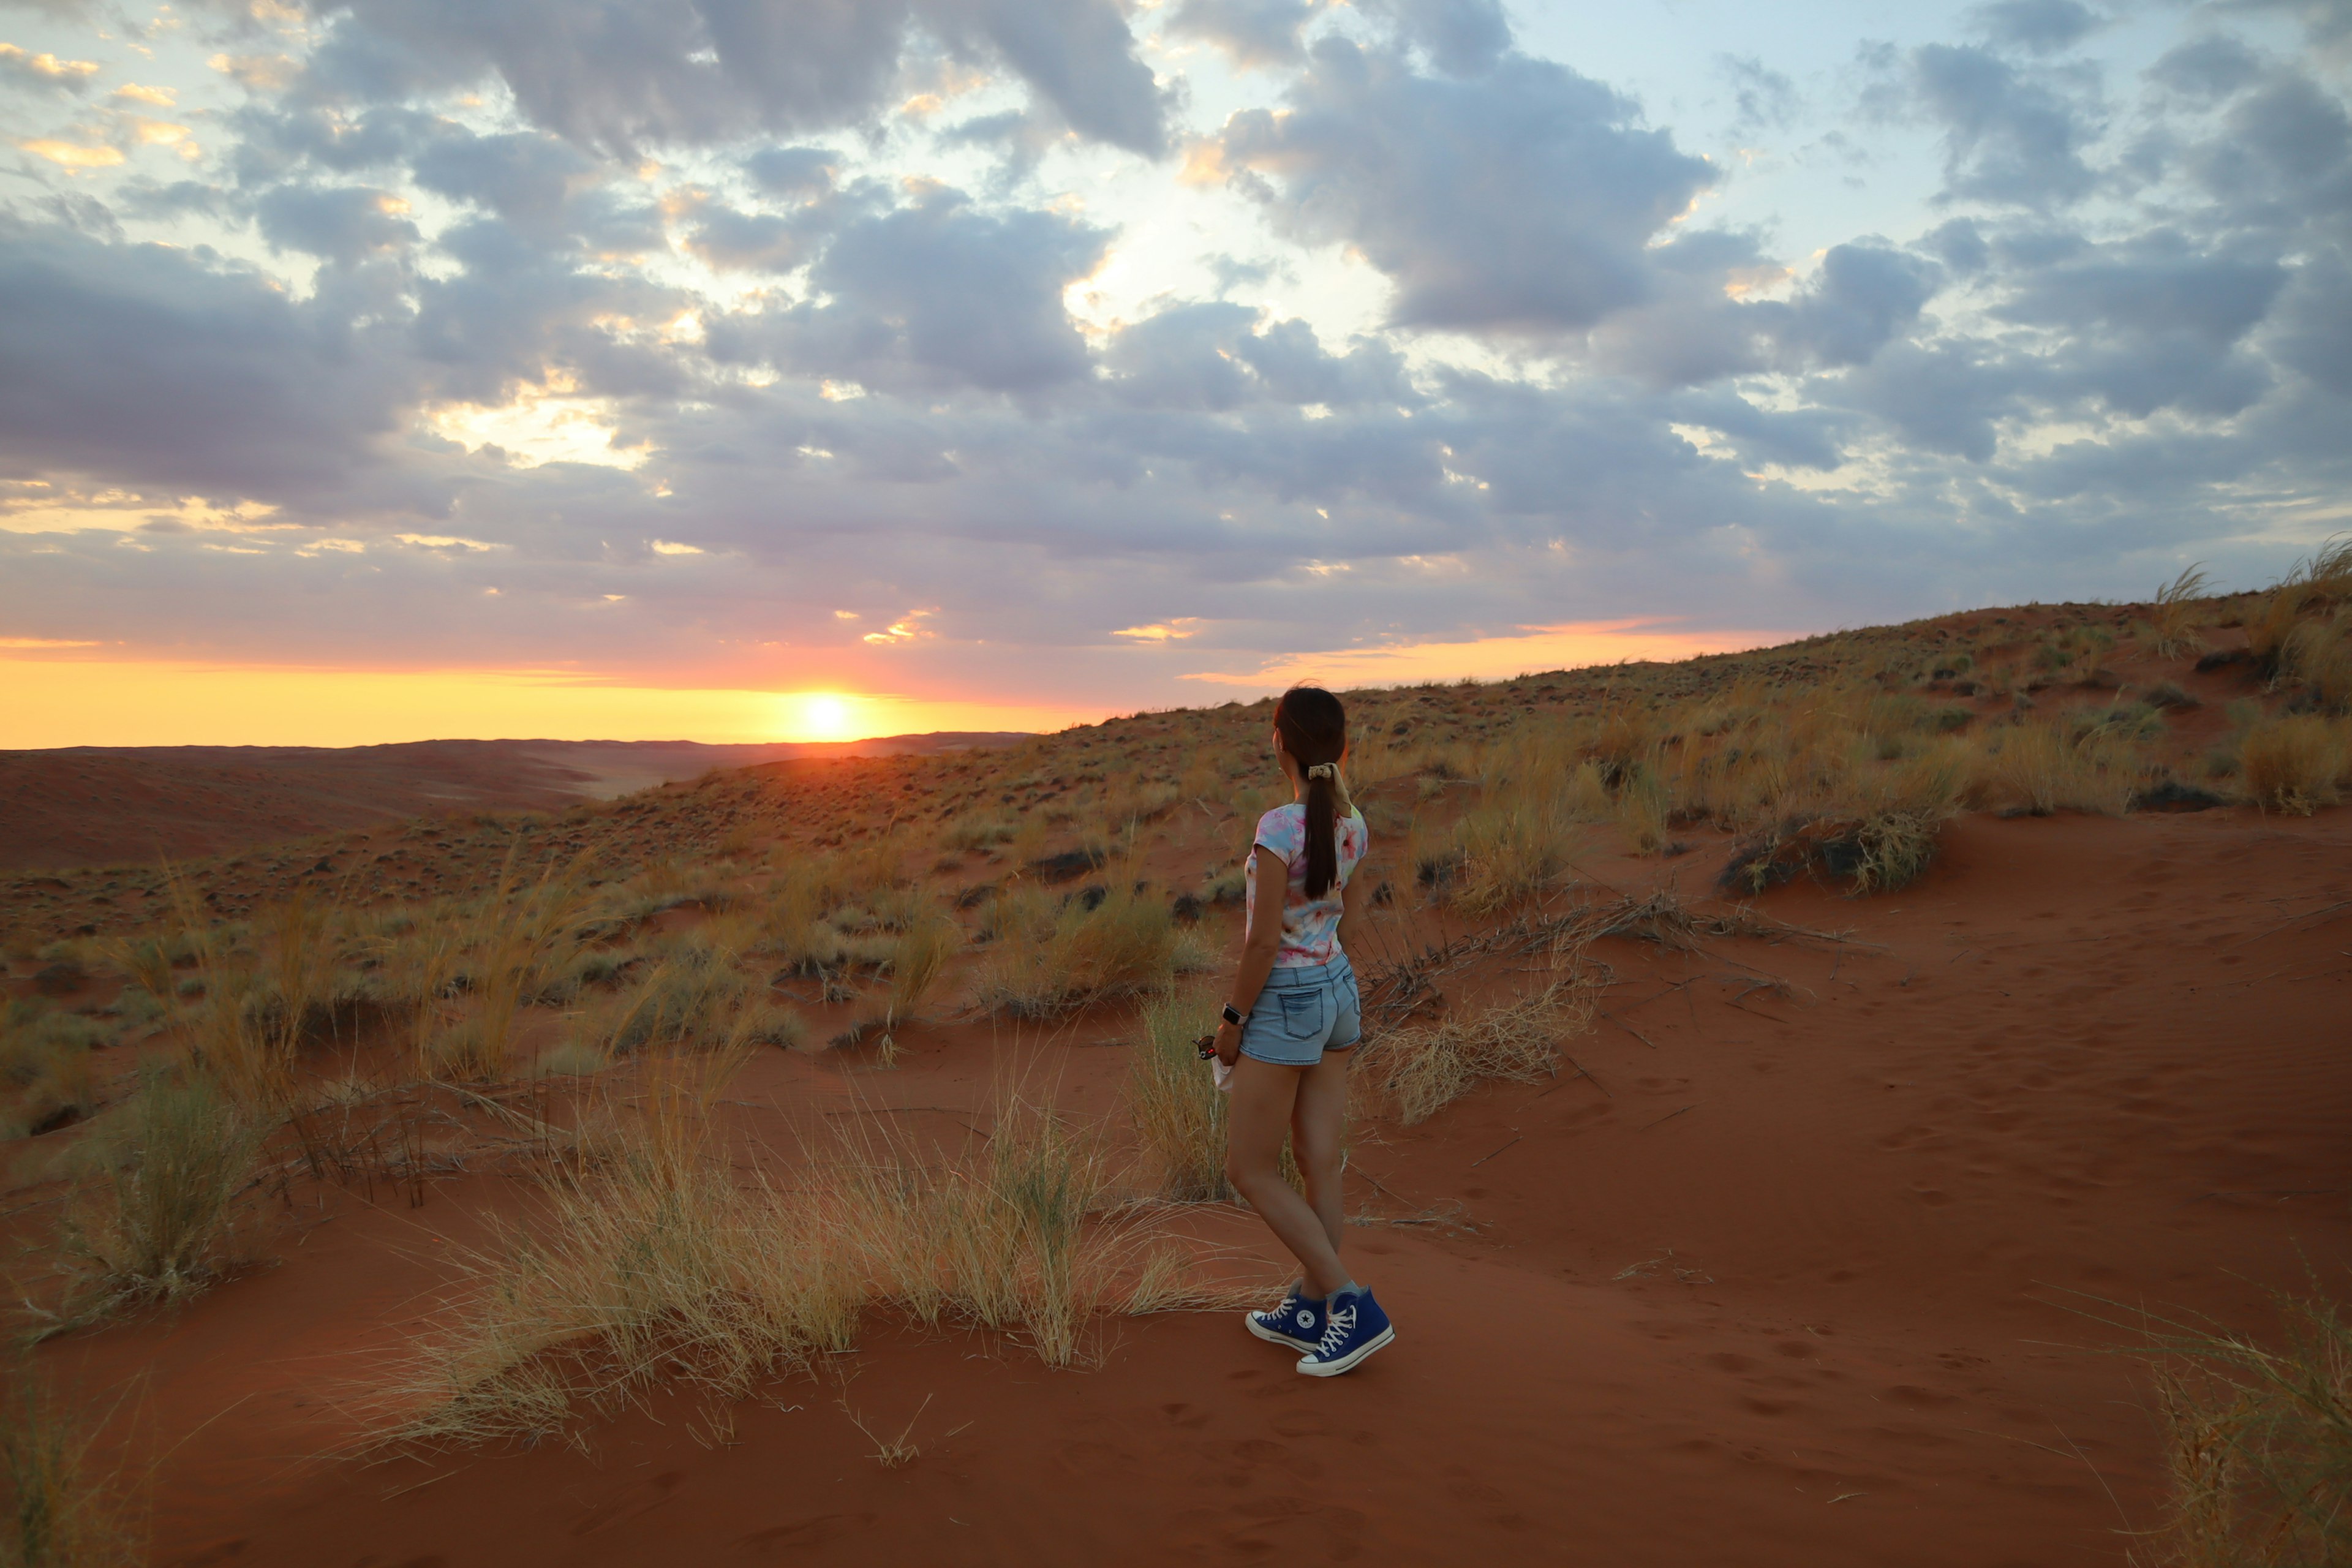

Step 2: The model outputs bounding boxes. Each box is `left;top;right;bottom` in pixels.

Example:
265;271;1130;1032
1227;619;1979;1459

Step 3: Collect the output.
1183;619;1792;690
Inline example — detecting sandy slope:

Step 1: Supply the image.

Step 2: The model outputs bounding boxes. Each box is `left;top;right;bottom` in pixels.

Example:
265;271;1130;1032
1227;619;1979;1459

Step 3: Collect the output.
28;807;2350;1568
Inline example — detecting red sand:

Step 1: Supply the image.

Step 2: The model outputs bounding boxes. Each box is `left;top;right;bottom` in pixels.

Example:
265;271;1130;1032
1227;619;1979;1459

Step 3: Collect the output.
28;806;2352;1567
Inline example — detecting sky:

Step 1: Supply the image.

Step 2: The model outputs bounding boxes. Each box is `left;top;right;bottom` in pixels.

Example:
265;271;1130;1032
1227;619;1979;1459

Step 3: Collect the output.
1;0;2347;745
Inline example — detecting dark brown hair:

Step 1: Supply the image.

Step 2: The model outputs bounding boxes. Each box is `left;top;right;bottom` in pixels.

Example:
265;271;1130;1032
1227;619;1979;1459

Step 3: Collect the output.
1273;685;1348;898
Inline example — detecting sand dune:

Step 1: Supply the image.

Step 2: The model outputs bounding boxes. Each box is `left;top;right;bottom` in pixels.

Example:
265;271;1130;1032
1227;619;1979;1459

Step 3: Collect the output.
4;593;2348;1566
0;733;1023;873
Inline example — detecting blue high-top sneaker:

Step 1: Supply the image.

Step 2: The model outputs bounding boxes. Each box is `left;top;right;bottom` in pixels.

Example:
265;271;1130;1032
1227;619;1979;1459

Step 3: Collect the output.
1245;1284;1327;1351
1296;1286;1395;1376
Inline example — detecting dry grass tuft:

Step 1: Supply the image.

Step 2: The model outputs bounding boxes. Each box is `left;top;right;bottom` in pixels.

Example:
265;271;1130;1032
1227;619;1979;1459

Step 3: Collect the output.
2150;564;2215;660
1357;981;1594;1125
375;1072;1235;1447
54;1062;262;1326
976;876;1179;1018
1122;992;1227;1202
1973;714;2146;816
2132;1287;2352;1568
0;1362;142;1568
2240;715;2350;815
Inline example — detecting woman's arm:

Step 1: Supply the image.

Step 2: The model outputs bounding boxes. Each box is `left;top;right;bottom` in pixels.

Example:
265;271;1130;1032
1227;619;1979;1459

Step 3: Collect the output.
1213;845;1289;1066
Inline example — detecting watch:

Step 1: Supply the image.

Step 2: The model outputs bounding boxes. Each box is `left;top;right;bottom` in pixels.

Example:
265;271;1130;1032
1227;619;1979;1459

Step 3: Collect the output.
1221;1003;1245;1028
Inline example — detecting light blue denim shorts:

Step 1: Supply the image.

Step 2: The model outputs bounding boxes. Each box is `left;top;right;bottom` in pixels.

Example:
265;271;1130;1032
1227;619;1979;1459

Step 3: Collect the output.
1239;954;1363;1067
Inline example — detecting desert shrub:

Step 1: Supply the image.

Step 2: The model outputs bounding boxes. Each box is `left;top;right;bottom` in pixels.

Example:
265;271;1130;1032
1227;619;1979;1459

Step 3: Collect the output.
1357;982;1594;1126
2241;715;2349;814
1972;714;2144;815
2135;1287;2352;1568
0;1362;141;1568
976;880;1178;1018
1123;992;1227;1202
59;1062;261;1320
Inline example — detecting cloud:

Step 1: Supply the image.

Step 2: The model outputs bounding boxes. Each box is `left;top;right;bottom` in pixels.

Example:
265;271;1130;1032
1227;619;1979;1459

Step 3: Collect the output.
1214;40;1718;336
0;0;2348;726
286;0;1170;156
1970;0;2103;55
1357;0;1512;78
0;218;415;497
255;183;420;264
717;184;1109;395
1165;0;1319;70
1910;43;2103;206
0;42;99;93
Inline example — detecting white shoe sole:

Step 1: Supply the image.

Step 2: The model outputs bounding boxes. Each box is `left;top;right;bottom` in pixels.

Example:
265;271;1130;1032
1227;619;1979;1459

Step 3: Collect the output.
1297;1324;1396;1376
1245;1311;1319;1351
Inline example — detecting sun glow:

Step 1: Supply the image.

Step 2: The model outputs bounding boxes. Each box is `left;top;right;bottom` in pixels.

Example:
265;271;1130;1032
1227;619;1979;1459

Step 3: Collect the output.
779;691;861;741
0;658;1086;748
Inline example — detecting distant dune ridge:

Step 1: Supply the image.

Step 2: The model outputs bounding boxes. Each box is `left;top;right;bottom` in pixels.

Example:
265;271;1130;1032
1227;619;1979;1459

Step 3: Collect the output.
0;733;1027;872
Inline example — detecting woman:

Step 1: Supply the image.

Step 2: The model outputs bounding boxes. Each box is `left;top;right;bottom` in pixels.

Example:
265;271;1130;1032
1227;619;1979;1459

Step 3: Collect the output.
1212;685;1395;1377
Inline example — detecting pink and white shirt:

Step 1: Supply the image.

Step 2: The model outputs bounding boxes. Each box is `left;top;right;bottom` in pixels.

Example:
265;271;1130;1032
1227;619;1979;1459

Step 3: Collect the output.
1245;802;1369;967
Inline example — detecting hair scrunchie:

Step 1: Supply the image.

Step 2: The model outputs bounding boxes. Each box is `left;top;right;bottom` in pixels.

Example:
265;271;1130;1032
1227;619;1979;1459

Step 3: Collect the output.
1306;762;1337;780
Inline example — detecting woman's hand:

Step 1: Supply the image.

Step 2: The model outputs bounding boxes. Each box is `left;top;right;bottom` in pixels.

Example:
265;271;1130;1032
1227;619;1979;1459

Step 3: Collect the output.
1213;1017;1243;1066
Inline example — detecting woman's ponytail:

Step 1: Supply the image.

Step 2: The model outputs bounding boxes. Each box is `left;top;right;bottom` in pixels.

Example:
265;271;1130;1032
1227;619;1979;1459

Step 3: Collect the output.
1273;686;1348;899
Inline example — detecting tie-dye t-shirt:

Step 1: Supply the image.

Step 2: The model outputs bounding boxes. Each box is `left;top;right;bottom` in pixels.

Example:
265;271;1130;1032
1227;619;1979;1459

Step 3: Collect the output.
1245;802;1370;967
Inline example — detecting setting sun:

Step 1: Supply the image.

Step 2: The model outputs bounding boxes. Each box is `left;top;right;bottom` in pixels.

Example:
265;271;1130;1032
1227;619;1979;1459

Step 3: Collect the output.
782;691;858;741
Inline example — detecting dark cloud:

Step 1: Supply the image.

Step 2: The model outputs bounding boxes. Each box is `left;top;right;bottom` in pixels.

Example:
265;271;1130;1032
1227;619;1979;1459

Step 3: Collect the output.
285;0;1169;157
2147;34;2266;100
0;219;413;496
1216;40;1717;335
1721;55;1800;136
1098;303;1412;412
744;145;840;197
255;183;420;264
1165;0;1318;70
1970;0;2103;55
412;130;595;232
1912;43;2103;206
711;186;1109;395
1358;0;1512;78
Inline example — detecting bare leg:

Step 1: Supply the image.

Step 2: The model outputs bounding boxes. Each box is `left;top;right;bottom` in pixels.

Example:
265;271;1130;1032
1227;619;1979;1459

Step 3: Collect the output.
1225;1056;1349;1299
1290;1050;1351;1259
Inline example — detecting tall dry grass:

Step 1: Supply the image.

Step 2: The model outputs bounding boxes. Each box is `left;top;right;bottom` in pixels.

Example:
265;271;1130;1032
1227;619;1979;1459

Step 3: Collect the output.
379;1072;1236;1447
2133;1288;2352;1568
56;1062;262;1324
976;875;1180;1018
1123;992;1227;1202
1357;981;1595;1125
2150;564;2215;660
0;1362;141;1568
1972;714;2146;816
884;911;960;1030
424;861;590;1082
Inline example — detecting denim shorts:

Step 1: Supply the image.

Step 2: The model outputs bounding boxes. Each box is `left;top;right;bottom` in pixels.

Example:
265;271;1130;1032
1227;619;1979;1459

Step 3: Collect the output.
1239;954;1362;1067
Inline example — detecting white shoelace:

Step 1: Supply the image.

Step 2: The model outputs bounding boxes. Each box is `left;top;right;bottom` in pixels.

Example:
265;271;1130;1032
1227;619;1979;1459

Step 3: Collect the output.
1312;1301;1357;1357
